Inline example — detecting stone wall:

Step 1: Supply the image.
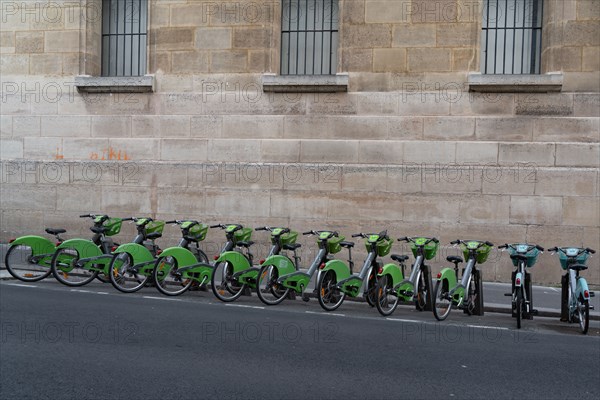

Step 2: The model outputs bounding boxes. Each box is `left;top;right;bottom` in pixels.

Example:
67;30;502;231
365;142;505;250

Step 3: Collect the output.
1;0;598;286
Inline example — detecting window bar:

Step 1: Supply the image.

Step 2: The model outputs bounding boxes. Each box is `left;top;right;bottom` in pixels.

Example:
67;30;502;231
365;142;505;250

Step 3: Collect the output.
303;0;308;74
288;0;292;74
320;0;325;74
520;0;526;74
107;1;112;76
511;0;517;73
484;0;490;74
530;0;539;73
493;0;499;73
123;0;127;76
138;0;142;76
312;0;317;74
502;0;507;74
329;0;334;74
295;0;300;74
130;0;134;76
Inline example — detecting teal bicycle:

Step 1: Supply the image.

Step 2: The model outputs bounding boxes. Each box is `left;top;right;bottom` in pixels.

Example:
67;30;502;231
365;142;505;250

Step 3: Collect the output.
498;243;544;329
549;246;595;334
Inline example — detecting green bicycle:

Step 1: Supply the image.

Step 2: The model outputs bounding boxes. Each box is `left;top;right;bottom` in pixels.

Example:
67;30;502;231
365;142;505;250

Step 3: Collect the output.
5;228;69;282
256;229;345;306
376;236;438;316
107;217;166;293
317;231;394;312
50;214;133;287
432;239;493;321
152;221;212;296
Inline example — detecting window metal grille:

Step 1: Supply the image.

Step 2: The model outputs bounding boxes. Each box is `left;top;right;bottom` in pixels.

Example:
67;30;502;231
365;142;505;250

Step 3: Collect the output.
102;0;148;77
481;0;543;74
281;0;339;75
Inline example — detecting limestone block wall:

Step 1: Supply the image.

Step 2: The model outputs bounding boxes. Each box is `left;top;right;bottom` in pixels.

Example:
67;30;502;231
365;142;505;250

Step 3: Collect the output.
1;0;599;286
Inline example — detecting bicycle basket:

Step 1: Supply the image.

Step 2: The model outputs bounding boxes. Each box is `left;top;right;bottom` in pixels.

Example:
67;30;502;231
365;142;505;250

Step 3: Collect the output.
508;244;540;268
234;227;252;243
326;235;345;254
187;223;208;241
462;242;492;264
375;237;393;257
145;220;165;235
103;218;122;237
411;238;439;260
559;249;589;270
280;231;298;246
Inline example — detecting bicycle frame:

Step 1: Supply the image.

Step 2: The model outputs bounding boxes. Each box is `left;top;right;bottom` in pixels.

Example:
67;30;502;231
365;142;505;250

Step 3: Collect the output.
273;243;327;293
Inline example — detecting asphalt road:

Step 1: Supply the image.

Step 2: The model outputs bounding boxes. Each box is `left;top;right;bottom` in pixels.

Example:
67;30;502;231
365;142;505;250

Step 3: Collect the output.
1;280;599;400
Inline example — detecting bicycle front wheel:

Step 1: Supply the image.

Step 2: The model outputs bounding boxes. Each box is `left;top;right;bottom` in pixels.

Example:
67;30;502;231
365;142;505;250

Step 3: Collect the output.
211;261;245;302
375;275;399;316
256;265;289;306
365;267;378;307
415;269;429;311
51;248;98;286
153;256;193;296
317;270;346;312
578;299;590;334
432;280;452;321
109;252;149;293
5;245;52;282
515;287;523;329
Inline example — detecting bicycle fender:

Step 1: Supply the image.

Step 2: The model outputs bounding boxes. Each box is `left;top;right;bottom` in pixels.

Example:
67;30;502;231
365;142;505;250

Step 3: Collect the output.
261;255;296;276
515;272;524;288
577;278;590;300
10;236;55;256
56;239;102;258
379;263;403;285
437;267;458;290
113;243;155;265
158;247;197;267
216;251;251;272
321;260;351;280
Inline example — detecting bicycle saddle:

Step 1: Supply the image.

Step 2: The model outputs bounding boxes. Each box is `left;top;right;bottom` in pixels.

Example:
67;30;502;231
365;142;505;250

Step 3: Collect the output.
391;254;409;263
46;228;66;235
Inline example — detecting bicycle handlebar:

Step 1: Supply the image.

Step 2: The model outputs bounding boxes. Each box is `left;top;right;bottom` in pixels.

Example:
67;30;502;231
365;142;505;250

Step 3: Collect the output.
587;248;596;254
255;227;268;231
210;224;223;229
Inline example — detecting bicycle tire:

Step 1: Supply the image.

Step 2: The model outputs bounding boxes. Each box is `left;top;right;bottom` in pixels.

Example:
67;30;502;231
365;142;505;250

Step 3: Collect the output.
5;244;52;282
433;280;452;321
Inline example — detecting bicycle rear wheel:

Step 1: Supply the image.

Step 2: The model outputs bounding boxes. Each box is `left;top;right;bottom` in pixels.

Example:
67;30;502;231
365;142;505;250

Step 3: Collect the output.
432;280;452;321
515;287;523;329
109;252;149;293
578;298;590;334
153;256;193;296
375;275;398;316
211;261;245;302
5;245;52;282
256;265;289;306
51;247;98;286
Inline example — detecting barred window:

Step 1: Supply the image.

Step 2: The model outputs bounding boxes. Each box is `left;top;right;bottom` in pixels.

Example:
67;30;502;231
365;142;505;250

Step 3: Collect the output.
481;0;543;74
281;0;339;75
102;0;148;77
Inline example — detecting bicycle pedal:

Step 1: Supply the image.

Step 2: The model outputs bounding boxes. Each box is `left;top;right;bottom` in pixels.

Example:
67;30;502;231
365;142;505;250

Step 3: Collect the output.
504;293;512;296
302;294;310;302
242;287;252;296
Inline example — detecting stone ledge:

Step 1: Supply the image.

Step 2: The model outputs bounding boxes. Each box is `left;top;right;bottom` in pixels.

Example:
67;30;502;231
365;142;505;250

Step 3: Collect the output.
262;73;349;93
468;73;563;93
75;75;155;93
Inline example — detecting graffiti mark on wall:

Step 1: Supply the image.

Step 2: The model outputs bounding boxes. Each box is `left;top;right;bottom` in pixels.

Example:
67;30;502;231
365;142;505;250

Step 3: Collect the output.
90;147;130;161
